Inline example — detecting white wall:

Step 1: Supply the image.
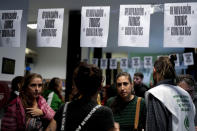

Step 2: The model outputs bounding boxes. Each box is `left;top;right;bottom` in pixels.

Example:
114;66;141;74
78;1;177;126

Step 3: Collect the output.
0;0;28;81
27;11;69;79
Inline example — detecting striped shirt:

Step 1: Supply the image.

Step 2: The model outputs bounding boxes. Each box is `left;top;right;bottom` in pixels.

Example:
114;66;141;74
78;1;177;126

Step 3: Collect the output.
106;96;146;131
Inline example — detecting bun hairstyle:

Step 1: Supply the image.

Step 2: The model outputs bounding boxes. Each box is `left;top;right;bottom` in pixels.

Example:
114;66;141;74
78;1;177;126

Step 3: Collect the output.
73;62;102;98
154;55;176;81
169;54;177;68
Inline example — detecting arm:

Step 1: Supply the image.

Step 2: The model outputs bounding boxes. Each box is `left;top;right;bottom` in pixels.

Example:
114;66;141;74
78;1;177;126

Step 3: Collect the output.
146;94;172;131
45;119;57;131
108;122;120;131
38;96;55;120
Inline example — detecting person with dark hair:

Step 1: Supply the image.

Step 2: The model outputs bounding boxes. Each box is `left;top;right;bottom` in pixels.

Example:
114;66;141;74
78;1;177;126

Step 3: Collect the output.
43;77;64;111
133;72;149;98
177;74;197;130
1;73;55;131
106;72;146;131
8;76;24;103
101;84;117;105
145;55;195;131
46;62;119;131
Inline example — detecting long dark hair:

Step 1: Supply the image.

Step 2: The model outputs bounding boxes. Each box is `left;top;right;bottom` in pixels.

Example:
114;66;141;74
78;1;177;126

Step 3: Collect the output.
48;77;64;102
8;76;24;103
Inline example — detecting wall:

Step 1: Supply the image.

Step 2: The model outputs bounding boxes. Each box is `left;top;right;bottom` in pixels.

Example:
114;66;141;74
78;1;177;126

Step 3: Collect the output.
26;10;69;79
0;0;28;81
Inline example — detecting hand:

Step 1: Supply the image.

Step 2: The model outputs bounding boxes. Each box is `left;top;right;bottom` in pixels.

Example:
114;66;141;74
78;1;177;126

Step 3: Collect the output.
26;108;43;117
45;119;57;131
114;122;120;131
109;122;120;131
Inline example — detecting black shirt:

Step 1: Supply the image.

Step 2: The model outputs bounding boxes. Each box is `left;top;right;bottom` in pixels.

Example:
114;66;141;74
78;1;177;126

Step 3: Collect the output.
54;98;114;131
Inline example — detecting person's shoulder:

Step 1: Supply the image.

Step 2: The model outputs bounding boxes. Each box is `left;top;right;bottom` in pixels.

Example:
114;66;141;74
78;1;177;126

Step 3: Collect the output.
107;96;116;103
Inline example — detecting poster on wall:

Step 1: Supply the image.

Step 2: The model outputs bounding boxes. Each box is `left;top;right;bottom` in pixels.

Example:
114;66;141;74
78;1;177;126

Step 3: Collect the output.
164;3;197;47
183;52;194;66
0;10;23;47
120;58;128;69
132;57;140;68
144;56;152;68
37;8;64;47
80;6;110;47
118;5;151;47
100;58;107;69
110;58;117;69
174;54;180;67
92;58;98;66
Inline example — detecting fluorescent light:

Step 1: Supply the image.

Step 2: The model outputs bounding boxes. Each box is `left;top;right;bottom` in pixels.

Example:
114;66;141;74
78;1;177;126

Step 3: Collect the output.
27;24;37;29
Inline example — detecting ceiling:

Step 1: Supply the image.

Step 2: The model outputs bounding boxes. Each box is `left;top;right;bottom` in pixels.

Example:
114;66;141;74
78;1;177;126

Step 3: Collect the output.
27;0;197;54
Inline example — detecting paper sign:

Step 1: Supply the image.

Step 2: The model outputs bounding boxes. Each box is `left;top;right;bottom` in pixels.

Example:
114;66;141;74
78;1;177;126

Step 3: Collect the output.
118;5;151;47
0;10;23;47
92;58;98;66
80;6;110;47
164;3;197;47
37;8;64;47
183;52;194;66
132;57;140;68
120;58;128;69
100;58;108;69
144;56;152;68
110;58;117;69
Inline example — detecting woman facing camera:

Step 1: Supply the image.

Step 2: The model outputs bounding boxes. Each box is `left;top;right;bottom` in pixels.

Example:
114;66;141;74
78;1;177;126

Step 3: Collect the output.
1;73;55;131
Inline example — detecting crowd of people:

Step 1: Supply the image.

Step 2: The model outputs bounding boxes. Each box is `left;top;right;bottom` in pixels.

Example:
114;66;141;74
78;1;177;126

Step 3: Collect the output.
1;55;197;131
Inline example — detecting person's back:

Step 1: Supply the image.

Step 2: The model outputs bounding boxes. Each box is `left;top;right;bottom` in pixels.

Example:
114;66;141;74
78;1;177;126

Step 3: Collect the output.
55;98;114;131
145;55;195;131
46;62;116;131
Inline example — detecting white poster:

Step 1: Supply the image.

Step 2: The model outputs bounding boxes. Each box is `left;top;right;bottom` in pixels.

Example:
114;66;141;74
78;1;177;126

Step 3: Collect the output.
132;57;140;68
80;6;110;47
164;3;197;47
92;58;98;66
100;58;107;69
120;58;128;69
110;58;117;69
144;56;152;68
183;52;194;66
118;5;151;47
174;54;180;67
37;8;64;47
0;10;22;47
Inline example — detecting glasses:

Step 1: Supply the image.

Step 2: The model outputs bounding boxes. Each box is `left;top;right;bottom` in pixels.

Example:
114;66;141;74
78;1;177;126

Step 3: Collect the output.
30;83;43;87
117;82;129;87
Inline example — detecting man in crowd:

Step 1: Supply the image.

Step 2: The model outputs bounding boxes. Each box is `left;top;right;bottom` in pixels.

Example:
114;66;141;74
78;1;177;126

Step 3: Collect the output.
133;72;149;98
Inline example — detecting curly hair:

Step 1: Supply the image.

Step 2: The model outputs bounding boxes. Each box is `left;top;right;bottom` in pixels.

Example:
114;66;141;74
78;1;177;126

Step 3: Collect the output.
73;62;102;98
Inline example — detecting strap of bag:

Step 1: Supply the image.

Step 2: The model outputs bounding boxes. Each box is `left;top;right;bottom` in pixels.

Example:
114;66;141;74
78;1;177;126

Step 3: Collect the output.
61;102;70;131
134;97;142;130
75;105;102;131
